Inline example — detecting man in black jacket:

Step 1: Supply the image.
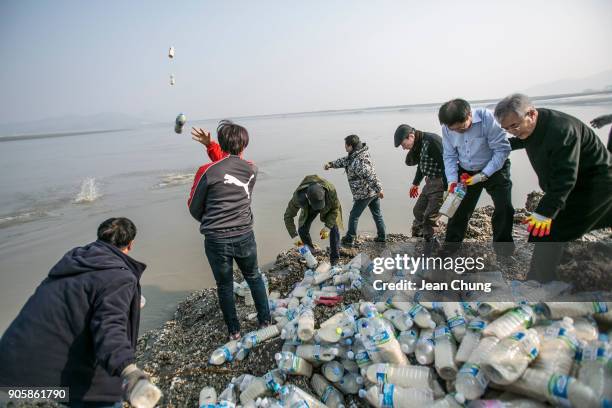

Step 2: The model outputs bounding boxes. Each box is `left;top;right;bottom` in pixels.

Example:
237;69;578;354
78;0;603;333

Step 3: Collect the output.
395;124;446;248
495;94;612;282
0;218;159;407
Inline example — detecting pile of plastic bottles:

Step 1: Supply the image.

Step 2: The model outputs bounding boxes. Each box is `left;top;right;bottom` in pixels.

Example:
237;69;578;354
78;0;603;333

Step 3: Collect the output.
201;247;612;408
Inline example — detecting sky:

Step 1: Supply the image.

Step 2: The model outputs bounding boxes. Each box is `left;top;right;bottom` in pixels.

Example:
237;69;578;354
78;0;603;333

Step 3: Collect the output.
1;0;611;124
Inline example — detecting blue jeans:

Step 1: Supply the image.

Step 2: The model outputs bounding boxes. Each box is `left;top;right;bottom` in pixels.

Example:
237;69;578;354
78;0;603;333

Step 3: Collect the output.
298;210;340;264
204;231;271;334
346;196;386;240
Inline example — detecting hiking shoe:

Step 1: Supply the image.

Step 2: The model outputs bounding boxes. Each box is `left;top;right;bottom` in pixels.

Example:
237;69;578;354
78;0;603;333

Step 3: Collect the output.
341;236;355;247
374;236;387;243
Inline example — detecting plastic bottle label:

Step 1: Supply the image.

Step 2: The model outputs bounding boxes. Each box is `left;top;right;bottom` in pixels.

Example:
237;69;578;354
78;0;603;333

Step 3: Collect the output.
434;326;452;340
321;385;334;403
376;368;388;384
547;374;571;408
459;363;488;389
355;350;370;365
263;372;280;392
509;332;539;360
467;319;486;332
408;304;423;318
381;383;394;408
223;347;233;362
371;330;391;345
448;315;466;329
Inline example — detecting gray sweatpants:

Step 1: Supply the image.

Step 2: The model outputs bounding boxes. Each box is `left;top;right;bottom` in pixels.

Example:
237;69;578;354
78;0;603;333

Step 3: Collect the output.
412;177;444;240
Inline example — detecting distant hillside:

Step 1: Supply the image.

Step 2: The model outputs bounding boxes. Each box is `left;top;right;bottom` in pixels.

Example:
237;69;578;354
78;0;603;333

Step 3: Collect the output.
524;69;612;96
0;112;153;137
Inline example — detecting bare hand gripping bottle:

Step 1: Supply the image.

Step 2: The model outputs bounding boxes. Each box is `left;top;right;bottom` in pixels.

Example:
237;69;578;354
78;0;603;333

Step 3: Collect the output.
455;336;500;401
456;317;487;364
210;339;241;365
434;324;458;380
359;383;434;408
311;373;345;408
275;351;313;377
415;328;435;365
199;386;217;408
481;329;540;385
483;305;535;339
365;363;432;389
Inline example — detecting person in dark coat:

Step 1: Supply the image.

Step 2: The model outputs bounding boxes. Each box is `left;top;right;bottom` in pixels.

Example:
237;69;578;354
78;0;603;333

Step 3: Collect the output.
0;218;159;407
495;93;612;282
394;124;447;249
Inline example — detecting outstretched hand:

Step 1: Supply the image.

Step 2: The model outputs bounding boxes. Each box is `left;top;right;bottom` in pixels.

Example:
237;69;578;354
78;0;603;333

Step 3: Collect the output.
191;127;211;146
590;114;612;129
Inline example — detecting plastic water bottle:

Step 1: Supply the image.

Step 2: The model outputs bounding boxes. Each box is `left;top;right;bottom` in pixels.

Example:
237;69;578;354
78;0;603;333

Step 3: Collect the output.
434;324;458;380
383;309;413;331
174;113;187;134
359;302;379;317
477;302;517;318
358;316;409;366
336;372;364;395
313;261;336;284
218;383;237;408
296;344;339;363
297;303;315;341
275;351;313;377
210;339;241;365
279;384;327;408
321;360;345;382
415;328;435;365
573;316;599;343
348;335;373;369
467;398;548;407
509;369;604;408
239;370;285;405
199;386;217;408
299;245;318;269
359;383;434;408
311;373;345;408
455;336;500;401
483;305;535;339
442;302;467;342
242;325;281;349
481;329;540;385
540;301;609;320
407;303;437;329
398;328;419;355
341;358;359;374
365;363;432;389
532;317;578;376
578;335;612;399
439;182;466;218
456;317;487;364
431;394;464;408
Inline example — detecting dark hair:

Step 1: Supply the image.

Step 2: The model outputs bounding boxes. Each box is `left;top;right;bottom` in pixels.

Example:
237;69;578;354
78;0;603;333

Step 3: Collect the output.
217;120;249;155
97;217;137;249
438;99;471;126
344;134;361;150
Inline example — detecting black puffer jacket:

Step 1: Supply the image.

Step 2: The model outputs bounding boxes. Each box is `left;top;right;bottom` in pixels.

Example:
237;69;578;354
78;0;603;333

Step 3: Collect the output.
328;144;383;200
0;240;145;403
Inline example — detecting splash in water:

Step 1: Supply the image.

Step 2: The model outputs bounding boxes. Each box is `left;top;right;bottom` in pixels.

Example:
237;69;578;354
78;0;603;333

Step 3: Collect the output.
74;177;100;204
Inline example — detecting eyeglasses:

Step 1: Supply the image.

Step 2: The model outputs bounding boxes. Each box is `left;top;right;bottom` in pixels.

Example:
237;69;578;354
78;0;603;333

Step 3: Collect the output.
502;110;533;132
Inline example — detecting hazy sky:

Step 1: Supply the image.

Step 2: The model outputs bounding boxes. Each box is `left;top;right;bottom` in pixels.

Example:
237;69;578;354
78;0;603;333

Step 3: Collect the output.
1;0;611;123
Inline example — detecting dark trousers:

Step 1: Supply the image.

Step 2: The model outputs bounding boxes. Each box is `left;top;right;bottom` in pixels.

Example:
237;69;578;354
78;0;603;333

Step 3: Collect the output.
445;160;515;255
346;196;386;240
298;210;340;264
412;177;445;240
204;231;271;334
528;181;612;282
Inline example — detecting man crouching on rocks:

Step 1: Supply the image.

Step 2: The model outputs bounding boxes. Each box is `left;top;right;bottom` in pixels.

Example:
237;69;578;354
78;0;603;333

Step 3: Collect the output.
0;217;160;408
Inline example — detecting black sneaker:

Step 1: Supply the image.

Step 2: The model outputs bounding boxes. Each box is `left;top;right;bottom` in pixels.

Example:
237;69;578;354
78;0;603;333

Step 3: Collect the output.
341;236;355;247
374;236;387;243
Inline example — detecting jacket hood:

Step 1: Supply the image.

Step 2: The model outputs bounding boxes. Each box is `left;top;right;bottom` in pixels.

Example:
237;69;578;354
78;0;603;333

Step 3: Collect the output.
350;143;369;159
48;240;146;279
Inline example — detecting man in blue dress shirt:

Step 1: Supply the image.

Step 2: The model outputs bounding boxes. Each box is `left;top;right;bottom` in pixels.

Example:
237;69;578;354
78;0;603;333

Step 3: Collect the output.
439;98;515;256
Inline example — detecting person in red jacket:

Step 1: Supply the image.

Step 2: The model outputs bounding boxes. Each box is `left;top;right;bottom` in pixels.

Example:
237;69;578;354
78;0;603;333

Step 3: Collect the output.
189;121;271;340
